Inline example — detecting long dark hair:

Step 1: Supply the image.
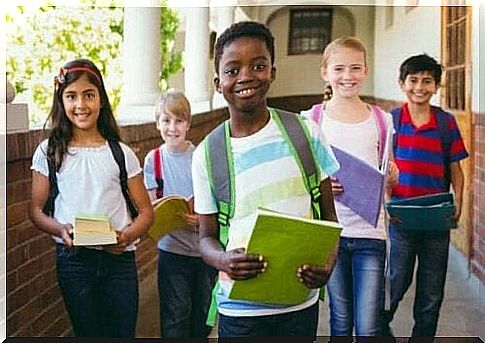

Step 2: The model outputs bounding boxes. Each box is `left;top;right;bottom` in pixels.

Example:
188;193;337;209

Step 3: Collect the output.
45;58;120;170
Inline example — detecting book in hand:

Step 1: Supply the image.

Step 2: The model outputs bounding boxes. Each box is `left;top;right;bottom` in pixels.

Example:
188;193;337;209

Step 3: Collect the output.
228;208;342;305
148;195;193;242
386;192;457;231
73;214;117;246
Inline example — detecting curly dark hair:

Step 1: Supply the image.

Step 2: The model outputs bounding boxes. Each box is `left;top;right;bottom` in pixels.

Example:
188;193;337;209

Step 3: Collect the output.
398;54;442;85
45;58;120;170
213;21;275;75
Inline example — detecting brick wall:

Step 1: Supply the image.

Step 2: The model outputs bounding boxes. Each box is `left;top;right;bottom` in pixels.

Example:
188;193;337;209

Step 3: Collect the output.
6;107;228;337
471;113;485;284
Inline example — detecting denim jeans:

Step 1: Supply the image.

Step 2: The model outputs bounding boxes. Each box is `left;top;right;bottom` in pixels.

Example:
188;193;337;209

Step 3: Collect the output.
55;244;139;337
383;228;450;337
157;249;217;338
218;301;318;340
327;237;386;337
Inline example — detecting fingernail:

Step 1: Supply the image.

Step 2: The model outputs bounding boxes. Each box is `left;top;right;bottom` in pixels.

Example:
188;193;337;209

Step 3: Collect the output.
261;268;266;273
263;262;267;268
299;278;304;283
258;255;263;262
229;263;234;268
302;265;308;270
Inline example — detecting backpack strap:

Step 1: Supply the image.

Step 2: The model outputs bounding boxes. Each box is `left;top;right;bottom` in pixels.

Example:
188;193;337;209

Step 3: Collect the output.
434;106;452;191
205;121;234;248
270;108;322;219
311;103;323;125
108;140;139;219
153;146;164;199
42;145;59;216
390;107;402;153
370;104;388;166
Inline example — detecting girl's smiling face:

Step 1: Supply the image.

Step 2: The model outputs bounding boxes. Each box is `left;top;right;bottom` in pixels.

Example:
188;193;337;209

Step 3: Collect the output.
321;47;367;99
62;74;101;133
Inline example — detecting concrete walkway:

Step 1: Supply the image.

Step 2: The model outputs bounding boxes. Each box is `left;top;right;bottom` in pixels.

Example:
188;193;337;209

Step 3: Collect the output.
136;245;484;339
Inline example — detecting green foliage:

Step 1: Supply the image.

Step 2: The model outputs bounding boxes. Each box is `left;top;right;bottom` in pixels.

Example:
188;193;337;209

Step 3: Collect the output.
6;3;182;126
160;3;183;90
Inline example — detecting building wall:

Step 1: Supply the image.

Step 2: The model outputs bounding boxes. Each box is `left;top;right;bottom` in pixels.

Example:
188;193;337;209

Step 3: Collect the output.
263;5;375;99
5;108;228;336
372;6;441;104
470;4;485;284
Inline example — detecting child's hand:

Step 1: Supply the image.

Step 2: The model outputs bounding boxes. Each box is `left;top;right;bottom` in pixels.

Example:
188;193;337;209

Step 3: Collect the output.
386;161;399;189
103;230;131;255
181;213;199;228
297;264;332;289
389;215;401;225
59;223;74;247
330;177;343;195
218;248;266;281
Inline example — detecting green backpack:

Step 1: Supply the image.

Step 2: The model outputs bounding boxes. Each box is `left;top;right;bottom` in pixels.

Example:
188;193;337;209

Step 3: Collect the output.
204;107;327;326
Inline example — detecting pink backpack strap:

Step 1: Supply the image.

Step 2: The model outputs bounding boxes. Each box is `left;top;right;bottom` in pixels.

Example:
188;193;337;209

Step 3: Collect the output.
371;104;387;164
311;103;324;125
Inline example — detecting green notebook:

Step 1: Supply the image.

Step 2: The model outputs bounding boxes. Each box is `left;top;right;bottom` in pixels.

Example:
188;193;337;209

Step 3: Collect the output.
229;208;342;305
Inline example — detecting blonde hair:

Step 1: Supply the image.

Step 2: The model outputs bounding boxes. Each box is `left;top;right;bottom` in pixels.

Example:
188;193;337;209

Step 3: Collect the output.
321;36;367;101
154;89;191;125
321;36;367;70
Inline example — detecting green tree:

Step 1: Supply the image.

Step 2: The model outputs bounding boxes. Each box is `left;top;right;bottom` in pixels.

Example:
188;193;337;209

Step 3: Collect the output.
6;2;182;126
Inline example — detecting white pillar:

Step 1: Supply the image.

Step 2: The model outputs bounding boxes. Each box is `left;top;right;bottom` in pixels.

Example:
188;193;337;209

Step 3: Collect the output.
184;5;211;113
212;5;234;109
118;4;161;124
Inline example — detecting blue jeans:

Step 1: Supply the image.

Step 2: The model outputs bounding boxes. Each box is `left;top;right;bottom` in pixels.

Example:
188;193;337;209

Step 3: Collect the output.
383;228;449;337
218;302;318;340
55;244;139;337
327;237;386;337
157;250;217;338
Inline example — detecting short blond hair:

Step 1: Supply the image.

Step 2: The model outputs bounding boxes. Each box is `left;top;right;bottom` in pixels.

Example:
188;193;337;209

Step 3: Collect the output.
154;89;191;125
321;36;367;69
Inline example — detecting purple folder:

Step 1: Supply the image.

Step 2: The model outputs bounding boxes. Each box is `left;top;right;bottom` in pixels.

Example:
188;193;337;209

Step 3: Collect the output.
331;145;385;227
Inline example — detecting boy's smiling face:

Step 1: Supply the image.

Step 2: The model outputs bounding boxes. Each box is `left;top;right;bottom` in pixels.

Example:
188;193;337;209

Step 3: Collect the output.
214;37;275;114
400;71;438;106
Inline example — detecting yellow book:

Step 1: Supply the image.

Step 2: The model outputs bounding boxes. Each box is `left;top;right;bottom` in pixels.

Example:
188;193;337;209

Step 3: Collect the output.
73;214;117;246
148;195;193;242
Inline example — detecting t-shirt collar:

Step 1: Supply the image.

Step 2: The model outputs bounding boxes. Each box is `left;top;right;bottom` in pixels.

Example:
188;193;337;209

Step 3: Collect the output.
402;103;437;132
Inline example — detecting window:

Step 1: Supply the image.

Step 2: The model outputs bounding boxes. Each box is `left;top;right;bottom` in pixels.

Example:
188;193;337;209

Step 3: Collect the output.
442;6;469;111
288;8;332;55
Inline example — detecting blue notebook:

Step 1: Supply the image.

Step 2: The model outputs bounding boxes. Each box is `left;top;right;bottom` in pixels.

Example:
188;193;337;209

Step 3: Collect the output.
386;193;457;231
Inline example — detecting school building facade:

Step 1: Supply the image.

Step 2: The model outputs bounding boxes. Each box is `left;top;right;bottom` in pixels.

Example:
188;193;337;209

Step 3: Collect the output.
3;0;484;338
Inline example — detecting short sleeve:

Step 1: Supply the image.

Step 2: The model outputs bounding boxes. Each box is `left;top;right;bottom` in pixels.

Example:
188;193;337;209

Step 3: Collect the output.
31;139;49;177
447;115;469;163
143;148;158;190
302;118;340;180
120;142;142;178
192;141;218;215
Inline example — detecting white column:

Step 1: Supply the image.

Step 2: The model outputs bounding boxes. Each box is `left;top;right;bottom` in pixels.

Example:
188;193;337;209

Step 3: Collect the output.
118;4;161;124
212;5;234;109
184;5;211;113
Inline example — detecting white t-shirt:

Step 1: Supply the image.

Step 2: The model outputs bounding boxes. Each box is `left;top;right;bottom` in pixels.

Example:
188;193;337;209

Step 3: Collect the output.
192;112;340;317
301;106;394;240
31;139;142;250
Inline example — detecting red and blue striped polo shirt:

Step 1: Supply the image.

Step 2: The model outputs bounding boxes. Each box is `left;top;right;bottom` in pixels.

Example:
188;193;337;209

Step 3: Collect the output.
392;103;469;199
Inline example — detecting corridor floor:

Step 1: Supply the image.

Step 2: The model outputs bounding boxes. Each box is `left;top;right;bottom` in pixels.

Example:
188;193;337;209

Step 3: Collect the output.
136;245;484;339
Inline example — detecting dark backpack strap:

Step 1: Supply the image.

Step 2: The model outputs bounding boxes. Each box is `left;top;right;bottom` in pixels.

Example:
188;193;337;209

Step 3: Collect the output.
434;106;452;191
206;121;233;247
153;146;164;198
108;140;139;219
390;107;402;153
270;108;322;219
42;152;59;216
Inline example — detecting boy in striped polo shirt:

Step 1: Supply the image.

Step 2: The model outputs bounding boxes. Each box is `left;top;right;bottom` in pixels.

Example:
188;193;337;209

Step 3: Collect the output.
383;54;469;339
